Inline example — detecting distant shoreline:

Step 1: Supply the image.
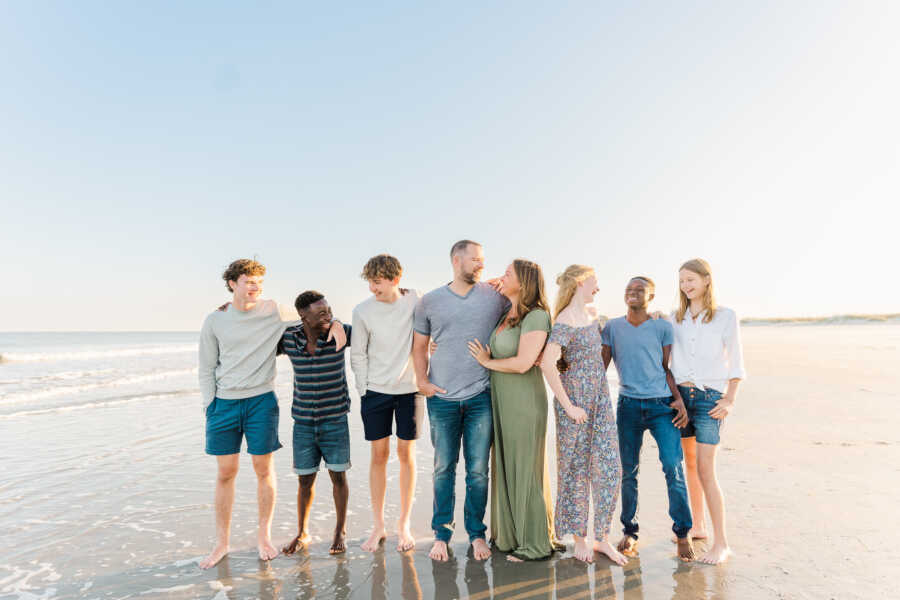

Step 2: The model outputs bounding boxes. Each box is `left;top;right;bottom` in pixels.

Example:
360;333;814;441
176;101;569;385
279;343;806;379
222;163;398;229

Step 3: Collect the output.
2;313;899;335
741;313;900;326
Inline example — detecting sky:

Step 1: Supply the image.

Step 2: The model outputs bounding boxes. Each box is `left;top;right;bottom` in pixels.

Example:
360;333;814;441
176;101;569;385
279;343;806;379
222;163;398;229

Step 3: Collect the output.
1;1;898;331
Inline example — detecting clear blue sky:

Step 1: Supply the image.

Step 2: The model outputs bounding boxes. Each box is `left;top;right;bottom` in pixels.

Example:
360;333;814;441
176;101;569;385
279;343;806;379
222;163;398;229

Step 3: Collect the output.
2;2;898;331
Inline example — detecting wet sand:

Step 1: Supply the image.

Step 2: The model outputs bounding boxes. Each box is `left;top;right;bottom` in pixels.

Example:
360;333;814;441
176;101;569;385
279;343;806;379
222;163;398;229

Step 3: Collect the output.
2;324;899;598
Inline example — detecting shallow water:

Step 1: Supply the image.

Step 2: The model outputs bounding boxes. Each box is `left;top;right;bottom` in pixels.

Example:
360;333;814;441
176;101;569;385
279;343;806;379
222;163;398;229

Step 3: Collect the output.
1;325;898;599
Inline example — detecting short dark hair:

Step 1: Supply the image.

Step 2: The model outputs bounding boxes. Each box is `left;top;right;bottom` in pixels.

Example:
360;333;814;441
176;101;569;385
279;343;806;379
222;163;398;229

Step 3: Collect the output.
222;259;265;292
450;239;481;258
295;290;325;312
361;254;402;281
629;276;656;294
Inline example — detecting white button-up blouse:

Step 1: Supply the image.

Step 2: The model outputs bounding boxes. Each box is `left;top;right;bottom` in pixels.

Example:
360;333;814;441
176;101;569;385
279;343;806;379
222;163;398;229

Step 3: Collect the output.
669;306;746;393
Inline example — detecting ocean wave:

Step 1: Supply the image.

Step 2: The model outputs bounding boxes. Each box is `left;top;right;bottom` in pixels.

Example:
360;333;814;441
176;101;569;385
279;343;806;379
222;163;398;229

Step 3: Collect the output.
0;368;197;404
742;313;900;326
0;344;197;363
0;368;117;386
0;390;195;419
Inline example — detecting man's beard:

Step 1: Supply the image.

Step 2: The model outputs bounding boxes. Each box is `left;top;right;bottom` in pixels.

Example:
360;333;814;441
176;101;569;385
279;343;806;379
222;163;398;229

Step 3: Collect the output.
462;269;482;284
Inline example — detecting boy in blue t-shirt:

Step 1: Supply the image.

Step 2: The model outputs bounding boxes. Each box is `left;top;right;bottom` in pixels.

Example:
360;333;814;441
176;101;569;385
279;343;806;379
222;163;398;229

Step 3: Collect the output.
601;276;694;562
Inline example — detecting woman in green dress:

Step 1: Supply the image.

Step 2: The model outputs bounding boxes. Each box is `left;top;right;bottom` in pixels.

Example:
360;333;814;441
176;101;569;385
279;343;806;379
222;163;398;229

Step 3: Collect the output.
467;258;555;561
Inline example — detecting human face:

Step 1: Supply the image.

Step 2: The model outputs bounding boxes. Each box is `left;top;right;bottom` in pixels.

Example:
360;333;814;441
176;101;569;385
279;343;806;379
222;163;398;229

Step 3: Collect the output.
576;274;598;303
368;277;401;302
230;274;263;303
500;263;520;297
679;269;709;301
300;299;333;333
624;279;653;310
455;244;485;284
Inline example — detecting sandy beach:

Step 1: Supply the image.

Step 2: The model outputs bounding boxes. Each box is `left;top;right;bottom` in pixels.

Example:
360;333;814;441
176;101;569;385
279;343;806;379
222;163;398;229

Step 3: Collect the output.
1;323;898;599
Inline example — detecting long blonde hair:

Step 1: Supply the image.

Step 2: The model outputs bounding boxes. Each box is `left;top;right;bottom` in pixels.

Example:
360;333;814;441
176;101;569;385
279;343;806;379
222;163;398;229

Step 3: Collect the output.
554;264;595;320
676;258;717;323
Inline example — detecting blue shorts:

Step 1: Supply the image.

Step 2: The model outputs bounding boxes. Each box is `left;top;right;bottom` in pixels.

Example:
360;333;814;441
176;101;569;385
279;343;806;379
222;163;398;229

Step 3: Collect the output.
205;392;283;456
678;386;723;445
360;390;424;441
292;414;351;475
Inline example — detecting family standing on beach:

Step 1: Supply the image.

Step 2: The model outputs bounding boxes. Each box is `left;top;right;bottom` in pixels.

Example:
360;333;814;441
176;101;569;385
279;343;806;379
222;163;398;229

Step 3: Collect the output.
196;240;745;571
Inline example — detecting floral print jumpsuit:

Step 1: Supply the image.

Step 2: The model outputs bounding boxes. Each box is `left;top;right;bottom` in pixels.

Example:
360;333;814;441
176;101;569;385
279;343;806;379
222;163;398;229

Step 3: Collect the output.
549;321;622;539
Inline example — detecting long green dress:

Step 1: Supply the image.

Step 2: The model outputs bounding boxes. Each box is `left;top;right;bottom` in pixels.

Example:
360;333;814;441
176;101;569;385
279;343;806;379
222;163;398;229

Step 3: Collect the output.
489;308;554;560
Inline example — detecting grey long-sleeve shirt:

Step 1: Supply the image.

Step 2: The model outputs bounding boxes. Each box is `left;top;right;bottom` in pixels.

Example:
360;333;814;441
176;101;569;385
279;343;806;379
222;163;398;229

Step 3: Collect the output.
350;290;421;397
198;299;299;411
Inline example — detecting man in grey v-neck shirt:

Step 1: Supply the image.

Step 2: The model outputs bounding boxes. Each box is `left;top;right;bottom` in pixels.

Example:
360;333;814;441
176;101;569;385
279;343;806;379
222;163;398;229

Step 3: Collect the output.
412;240;509;562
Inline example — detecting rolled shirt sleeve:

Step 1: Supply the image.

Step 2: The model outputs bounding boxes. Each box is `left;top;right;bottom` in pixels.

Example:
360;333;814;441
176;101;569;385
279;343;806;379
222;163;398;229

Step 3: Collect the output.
724;310;747;381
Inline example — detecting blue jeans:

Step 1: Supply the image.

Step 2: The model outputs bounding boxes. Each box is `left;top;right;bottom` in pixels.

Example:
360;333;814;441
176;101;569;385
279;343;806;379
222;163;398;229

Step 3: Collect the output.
427;390;492;543
617;395;692;540
291;414;351;475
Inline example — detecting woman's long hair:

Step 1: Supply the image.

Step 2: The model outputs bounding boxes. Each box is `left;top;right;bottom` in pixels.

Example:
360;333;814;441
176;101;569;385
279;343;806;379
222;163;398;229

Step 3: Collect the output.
675;258;717;323
552;264;595;372
553;264;595;320
507;259;550;327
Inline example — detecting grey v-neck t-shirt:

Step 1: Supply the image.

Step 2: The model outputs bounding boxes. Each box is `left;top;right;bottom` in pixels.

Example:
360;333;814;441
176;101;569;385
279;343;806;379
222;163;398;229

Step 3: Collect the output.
413;283;509;401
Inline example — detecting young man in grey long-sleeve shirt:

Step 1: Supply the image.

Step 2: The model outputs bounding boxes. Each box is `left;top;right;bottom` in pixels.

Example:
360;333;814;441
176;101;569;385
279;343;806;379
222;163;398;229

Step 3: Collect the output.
197;259;345;569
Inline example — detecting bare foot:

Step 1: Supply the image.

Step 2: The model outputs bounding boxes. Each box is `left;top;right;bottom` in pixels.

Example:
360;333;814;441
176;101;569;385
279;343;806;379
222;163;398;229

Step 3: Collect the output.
593;539;628;566
396;522;415;552
573;536;593;563
472;538;491;561
676;537;696;562
258;536;279;561
616;535;638;557
698;544;731;565
282;532;311;555
362;526;386;552
429;540;449;561
506;554;524;562
330;529;347;555
671;528;709;543
199;543;229;569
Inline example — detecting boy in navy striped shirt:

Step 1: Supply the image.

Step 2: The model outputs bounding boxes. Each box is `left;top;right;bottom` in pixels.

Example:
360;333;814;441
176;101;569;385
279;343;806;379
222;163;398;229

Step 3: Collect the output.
279;290;353;556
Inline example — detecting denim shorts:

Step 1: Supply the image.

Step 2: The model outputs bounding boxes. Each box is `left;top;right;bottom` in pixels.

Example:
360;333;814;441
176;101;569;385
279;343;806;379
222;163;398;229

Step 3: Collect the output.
678;385;723;445
360;390;424;441
205;392;283;456
292;414;351;475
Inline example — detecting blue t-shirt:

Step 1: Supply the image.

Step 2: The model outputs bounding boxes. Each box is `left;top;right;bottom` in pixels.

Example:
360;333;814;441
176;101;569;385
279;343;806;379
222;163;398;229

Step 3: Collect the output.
601;316;674;399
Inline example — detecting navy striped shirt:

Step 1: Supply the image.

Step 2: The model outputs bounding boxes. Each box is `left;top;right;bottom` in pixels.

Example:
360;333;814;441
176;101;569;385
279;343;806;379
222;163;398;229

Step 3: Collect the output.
280;323;352;423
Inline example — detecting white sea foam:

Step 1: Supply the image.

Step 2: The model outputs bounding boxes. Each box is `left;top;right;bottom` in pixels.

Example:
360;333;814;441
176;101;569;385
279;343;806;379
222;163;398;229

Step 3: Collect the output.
0;390;195;420
0;344;197;363
0;369;197;404
0;562;60;597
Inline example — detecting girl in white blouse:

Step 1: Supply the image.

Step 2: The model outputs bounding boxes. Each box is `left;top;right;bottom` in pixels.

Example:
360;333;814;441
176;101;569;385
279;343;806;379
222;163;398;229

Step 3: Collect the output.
670;258;745;564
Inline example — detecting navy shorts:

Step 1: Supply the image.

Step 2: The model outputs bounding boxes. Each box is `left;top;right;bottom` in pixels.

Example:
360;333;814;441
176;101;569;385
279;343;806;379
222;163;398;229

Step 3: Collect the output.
205;392;282;455
678;385;724;445
292;414;351;475
360;390;424;441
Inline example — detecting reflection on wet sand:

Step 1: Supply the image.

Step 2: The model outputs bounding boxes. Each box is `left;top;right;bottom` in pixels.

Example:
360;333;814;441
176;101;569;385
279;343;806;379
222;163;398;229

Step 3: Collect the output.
372;550;422;600
27;537;740;599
